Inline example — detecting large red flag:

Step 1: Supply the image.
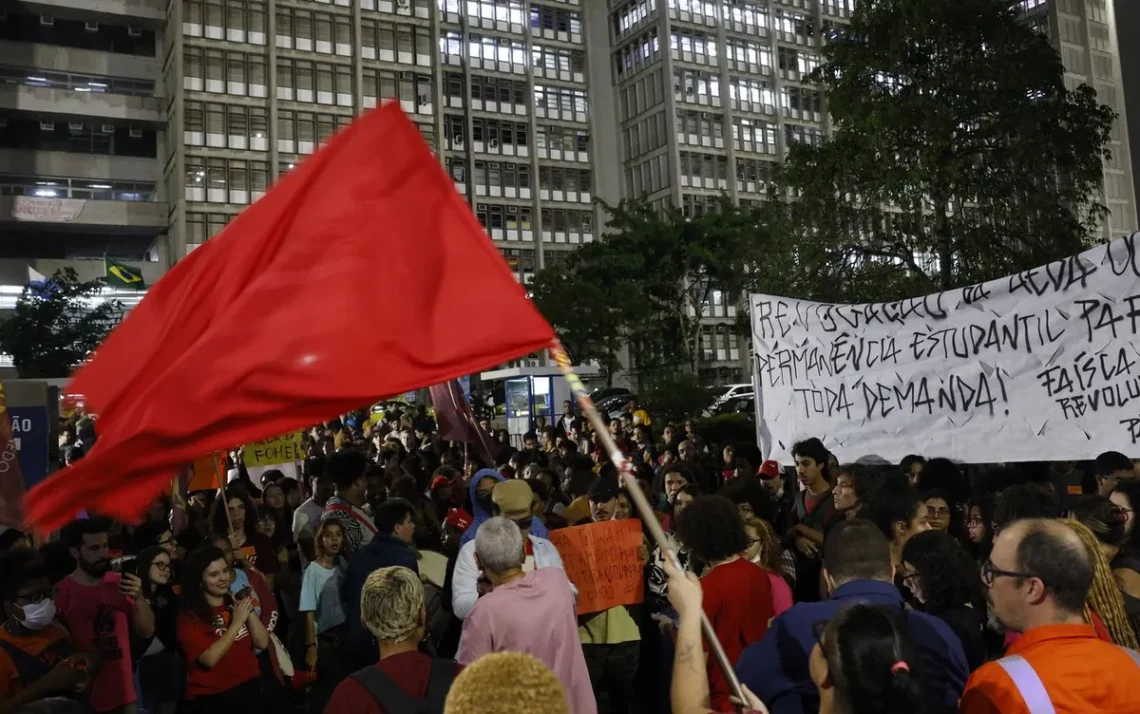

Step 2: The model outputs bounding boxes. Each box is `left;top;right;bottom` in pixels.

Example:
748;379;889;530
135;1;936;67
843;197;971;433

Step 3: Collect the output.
23;103;554;531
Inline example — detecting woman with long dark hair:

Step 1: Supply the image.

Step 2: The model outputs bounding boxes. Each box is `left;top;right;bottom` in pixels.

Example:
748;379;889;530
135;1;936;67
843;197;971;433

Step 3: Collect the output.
810;603;923;714
899;530;988;669
133;546;183;714
210;486;280;588
177;546;268;712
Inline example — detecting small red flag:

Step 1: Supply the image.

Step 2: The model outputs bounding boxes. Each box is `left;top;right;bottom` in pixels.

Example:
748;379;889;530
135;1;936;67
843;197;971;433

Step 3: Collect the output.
429;380;499;464
0;383;26;529
23;104;554;532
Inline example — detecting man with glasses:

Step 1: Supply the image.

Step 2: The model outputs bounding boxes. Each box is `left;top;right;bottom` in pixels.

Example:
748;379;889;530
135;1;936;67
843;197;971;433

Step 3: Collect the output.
961;518;1140;713
451;480;568;620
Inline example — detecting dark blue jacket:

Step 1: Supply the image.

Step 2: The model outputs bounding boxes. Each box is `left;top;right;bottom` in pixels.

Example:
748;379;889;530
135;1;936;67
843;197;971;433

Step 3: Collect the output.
735;579;969;714
340;533;419;670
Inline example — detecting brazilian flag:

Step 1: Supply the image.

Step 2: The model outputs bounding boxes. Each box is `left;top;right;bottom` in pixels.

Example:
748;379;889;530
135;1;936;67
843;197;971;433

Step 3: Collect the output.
104;259;145;289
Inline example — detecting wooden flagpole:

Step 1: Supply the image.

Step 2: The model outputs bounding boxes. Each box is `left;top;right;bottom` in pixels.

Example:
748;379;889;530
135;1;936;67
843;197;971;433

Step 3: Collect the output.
548;340;746;705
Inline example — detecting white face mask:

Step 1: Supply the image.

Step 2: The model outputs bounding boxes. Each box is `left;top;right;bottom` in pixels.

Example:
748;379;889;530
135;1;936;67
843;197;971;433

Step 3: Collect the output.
18;599;57;631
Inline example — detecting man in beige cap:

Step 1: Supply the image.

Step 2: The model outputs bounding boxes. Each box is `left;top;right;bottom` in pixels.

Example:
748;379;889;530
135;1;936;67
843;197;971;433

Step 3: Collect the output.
451;479;572;619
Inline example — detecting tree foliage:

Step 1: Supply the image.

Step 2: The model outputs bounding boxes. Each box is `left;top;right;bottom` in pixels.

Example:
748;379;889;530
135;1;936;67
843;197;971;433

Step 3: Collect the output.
0;268;121;378
778;0;1116;300
532;196;790;379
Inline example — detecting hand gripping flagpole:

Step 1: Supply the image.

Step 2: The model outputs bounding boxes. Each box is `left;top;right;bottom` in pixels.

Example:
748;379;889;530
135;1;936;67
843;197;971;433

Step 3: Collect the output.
548;340;746;706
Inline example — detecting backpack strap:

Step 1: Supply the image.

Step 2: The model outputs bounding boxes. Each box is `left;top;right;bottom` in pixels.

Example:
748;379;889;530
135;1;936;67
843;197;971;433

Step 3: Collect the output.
995;654;1055;714
422;658;457;713
351;665;417;713
0;638;53;686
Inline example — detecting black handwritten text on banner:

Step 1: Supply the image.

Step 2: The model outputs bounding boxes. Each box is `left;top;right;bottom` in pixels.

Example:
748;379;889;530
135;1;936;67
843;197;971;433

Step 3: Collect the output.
750;233;1140;463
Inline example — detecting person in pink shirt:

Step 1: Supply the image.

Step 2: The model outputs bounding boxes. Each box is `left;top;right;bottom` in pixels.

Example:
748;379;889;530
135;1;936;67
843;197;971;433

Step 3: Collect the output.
56;519;155;714
456;517;596;714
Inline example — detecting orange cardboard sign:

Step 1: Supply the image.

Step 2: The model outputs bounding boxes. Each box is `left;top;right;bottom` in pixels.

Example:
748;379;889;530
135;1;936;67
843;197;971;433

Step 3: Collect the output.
549;518;645;615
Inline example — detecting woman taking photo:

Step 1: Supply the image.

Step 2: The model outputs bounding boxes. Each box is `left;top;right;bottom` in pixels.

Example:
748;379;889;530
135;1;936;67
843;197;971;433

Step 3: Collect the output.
134;546;182;714
178;546;269;712
300;520;347;713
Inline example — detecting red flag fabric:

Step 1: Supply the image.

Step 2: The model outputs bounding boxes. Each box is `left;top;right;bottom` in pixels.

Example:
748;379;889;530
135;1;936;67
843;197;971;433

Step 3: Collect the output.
0;383;26;529
429;380;499;464
23;103;555;532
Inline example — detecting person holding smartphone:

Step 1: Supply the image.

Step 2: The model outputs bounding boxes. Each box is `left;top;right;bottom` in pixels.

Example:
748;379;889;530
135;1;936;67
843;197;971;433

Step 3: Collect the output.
177;546;269;713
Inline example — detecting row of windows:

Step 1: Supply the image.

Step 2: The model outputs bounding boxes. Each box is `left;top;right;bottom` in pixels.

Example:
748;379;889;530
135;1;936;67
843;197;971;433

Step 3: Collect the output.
361;69;433;110
786;123;825;147
777;47;821;78
532;45;585;75
276;58;353;106
537;166;591;194
447;74;530;107
0;174;157;202
274;7;351;54
183;1;268;45
0;116;157;158
184;157;270;205
277;111;355;153
361;19;433;64
473;204;593;236
613;0;654;39
440;33;529;70
0;66;154;97
678;151;728;181
534;85;588;114
444;0;526;26
0;12;155;57
625;111;669;159
615;29;661;79
537;125;590;154
184;102;269;150
736;158;773;190
733;118;778;155
619;68;667;121
183;48;268;97
626;154;671;197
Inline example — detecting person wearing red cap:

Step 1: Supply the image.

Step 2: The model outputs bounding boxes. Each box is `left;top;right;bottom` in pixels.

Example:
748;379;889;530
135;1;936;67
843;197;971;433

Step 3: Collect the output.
757;460;794;536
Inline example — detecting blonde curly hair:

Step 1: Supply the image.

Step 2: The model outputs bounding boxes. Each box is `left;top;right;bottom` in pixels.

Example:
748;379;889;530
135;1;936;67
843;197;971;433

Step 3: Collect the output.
444;652;568;714
360;566;424;643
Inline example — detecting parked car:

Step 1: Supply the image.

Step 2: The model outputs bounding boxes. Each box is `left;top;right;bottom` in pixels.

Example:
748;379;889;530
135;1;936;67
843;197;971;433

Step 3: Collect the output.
589;386;632;403
595;393;636;420
712;394;755;417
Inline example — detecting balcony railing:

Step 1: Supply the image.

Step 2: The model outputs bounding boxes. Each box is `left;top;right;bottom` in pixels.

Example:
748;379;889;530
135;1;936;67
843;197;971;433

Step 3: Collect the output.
0;66;155;97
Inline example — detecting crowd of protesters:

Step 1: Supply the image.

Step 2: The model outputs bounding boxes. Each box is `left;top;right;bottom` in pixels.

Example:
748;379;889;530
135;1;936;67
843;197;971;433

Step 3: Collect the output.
1;400;1140;714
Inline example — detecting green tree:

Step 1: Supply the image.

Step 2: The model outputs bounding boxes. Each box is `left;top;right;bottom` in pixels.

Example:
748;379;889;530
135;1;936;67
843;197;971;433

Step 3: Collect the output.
0;268;121;378
778;0;1115;299
598;196;788;375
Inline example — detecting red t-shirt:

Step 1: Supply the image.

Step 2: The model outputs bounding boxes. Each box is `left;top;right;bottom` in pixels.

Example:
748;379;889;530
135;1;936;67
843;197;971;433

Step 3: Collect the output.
702;559;775;712
177;606;261;699
55;573;135;713
323;651;461;714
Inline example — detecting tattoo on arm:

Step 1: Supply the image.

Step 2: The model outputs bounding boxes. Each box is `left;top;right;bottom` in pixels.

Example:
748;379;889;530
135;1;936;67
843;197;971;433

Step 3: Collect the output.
678;641;702;673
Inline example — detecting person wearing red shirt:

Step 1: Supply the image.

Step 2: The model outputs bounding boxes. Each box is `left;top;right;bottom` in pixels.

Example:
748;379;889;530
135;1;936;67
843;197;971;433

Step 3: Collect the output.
324;566;461;714
675;496;774;712
177;546;269;713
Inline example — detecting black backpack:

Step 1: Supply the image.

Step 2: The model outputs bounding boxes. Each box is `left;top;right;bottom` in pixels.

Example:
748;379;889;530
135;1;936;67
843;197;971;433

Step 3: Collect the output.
350;658;456;714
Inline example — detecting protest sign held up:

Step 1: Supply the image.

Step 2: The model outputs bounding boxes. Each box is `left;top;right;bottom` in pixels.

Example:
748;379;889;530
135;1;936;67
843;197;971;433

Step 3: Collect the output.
751;232;1140;463
245;432;303;467
549;518;645;615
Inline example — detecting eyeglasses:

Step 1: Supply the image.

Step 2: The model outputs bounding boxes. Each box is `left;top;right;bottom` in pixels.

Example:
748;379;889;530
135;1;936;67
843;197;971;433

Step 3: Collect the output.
981;559;1036;587
511;516;534;531
151;562;172;572
15;588;56;605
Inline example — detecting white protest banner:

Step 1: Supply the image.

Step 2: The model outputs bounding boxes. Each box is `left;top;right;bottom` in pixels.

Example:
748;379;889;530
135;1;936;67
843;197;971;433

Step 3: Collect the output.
750;233;1140;464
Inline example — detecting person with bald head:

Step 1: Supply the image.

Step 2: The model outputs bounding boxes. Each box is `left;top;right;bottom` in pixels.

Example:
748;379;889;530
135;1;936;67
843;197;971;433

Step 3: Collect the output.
961;518;1140;713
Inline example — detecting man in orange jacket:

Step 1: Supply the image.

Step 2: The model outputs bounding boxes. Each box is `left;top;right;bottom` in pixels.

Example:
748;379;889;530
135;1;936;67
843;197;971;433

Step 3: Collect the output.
960;518;1140;713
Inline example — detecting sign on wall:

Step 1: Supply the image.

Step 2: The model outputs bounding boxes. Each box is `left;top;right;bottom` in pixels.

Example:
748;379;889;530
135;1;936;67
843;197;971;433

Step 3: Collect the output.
750;233;1140;463
9;406;49;489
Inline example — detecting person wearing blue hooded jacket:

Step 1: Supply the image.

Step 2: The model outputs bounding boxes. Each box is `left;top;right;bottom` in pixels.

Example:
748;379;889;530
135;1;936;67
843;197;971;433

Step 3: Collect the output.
458;469;549;547
451;474;569;619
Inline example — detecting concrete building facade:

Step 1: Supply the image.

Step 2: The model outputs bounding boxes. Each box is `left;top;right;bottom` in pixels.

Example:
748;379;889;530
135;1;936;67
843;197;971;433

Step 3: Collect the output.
0;0;1135;383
